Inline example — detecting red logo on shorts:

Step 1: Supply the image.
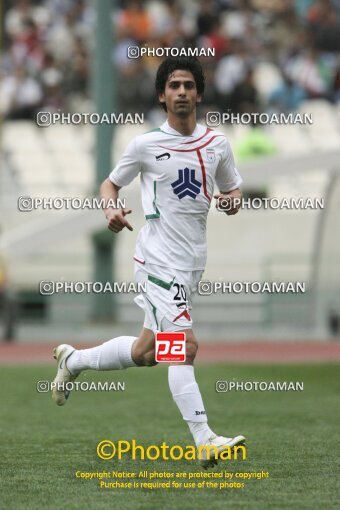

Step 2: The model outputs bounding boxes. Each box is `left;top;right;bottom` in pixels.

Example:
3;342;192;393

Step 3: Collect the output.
155;332;186;362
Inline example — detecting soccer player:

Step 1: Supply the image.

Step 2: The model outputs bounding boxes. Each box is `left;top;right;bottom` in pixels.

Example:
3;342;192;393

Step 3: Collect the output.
52;56;245;468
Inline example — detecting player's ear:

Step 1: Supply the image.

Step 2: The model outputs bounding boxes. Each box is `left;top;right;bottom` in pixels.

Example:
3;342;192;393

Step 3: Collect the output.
158;93;165;106
196;94;202;105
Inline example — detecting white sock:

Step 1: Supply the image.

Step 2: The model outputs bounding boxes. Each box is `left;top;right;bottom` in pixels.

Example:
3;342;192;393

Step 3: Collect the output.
66;336;138;374
168;365;214;446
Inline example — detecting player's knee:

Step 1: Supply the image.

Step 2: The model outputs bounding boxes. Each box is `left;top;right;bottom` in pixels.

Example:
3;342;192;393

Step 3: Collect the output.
143;349;158;367
132;344;157;367
186;338;198;363
132;344;147;366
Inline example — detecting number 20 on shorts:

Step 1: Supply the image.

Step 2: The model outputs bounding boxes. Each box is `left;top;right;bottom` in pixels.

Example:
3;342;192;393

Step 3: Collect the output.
155;332;186;362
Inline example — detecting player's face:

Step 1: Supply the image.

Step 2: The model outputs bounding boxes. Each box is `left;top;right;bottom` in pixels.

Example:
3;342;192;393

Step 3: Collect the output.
159;70;201;118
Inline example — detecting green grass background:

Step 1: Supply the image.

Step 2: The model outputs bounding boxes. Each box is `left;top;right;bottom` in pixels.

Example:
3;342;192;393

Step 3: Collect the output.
1;363;339;510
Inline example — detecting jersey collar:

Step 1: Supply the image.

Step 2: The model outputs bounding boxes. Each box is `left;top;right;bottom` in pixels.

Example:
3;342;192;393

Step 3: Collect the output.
160;120;205;138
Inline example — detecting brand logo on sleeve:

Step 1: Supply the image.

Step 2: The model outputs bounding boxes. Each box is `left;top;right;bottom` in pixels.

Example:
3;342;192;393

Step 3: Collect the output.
155;152;171;161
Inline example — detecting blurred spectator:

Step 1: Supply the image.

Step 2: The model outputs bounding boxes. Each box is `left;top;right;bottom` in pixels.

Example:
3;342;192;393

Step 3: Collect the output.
11;17;45;73
0;66;42;119
229;68;260;116
117;60;155;115
269;72;306;112
294;0;315;21
5;0;36;39
62;36;89;109
197;15;230;60
197;0;219;37
332;63;340;102
40;53;64;111
214;39;251;109
307;0;340;52
116;0;153;43
284;48;334;99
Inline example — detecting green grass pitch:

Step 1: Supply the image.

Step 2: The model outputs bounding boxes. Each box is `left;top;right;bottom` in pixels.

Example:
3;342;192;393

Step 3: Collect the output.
1;363;339;509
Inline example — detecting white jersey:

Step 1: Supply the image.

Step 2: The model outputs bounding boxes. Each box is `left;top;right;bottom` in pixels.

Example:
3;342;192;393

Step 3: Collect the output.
109;121;242;271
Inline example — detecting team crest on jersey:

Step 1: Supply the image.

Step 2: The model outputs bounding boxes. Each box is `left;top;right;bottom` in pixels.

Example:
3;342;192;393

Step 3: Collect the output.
206;148;215;162
171;168;202;199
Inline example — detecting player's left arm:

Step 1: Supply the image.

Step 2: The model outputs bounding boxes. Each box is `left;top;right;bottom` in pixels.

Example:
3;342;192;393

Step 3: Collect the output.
214;138;243;216
214;187;242;216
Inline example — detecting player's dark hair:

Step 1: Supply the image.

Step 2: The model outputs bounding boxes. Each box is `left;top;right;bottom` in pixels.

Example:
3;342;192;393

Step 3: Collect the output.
155;56;205;111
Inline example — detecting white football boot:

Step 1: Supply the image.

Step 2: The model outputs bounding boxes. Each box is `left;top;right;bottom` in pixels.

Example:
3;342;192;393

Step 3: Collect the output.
52;344;78;406
199;434;246;469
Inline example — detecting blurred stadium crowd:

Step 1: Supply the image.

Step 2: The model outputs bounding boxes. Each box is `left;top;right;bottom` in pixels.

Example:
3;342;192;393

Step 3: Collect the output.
1;0;340;122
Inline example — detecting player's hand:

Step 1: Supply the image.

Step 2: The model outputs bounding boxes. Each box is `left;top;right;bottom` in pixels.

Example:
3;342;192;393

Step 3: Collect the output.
214;191;242;216
106;208;133;233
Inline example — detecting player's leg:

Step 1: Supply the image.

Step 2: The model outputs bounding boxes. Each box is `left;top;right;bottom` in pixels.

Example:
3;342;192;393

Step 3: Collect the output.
52;261;159;405
66;327;157;372
134;264;220;451
166;325;245;469
52;327;156;406
166;325;216;444
167;327;213;441
131;328;157;366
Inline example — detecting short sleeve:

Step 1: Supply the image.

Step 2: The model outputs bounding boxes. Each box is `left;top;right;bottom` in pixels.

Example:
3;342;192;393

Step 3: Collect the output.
109;137;141;187
215;138;242;192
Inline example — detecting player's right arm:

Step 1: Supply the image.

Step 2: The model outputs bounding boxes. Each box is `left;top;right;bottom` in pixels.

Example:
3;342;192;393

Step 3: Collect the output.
100;178;133;233
101;137;142;234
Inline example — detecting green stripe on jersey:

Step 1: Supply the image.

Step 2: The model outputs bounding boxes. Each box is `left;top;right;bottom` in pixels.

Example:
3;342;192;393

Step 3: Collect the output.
148;274;174;291
142;127;184;137
145;181;160;219
145;213;160;219
143;128;162;134
145;296;159;329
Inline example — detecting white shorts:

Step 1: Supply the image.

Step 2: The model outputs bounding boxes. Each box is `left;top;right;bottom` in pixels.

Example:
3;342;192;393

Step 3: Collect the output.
134;261;203;333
